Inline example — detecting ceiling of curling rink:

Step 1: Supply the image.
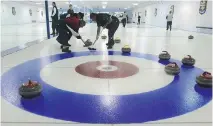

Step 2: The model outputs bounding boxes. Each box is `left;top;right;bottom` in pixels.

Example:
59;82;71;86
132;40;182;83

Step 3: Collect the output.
8;0;161;10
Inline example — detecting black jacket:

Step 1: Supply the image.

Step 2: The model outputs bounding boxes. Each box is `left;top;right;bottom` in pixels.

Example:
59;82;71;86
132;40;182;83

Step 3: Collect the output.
52;6;58;20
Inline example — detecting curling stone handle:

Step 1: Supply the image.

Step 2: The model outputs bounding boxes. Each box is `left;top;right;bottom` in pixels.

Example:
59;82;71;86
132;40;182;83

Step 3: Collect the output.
171;62;177;66
28;78;31;84
187;55;191;58
203;71;211;75
29;80;32;84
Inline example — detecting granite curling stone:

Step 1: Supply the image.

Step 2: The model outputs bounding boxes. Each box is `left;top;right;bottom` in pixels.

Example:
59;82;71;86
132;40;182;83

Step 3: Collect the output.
165;62;180;75
83;39;92;47
188;35;194;39
115;37;121;43
122;45;131;53
196;72;212;87
101;35;107;39
19;79;42;98
182;55;196;66
159;51;171;60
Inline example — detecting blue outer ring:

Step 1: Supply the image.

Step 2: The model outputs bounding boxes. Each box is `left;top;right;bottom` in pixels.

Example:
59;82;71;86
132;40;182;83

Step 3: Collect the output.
1;51;212;123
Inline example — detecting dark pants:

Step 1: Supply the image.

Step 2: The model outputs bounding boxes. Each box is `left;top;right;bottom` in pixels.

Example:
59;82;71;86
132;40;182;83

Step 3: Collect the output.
121;18;126;27
56;21;72;46
167;21;172;31
107;18;120;47
52;18;58;34
138;19;140;25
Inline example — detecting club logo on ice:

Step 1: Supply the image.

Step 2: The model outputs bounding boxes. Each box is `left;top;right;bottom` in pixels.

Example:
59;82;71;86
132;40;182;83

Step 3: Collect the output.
199;0;208;15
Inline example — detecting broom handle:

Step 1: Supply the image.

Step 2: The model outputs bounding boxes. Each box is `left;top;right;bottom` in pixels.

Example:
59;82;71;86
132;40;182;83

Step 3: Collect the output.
93;14;114;45
80;38;86;44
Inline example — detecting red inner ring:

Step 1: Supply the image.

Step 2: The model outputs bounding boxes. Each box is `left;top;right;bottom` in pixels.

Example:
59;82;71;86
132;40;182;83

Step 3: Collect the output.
75;61;139;79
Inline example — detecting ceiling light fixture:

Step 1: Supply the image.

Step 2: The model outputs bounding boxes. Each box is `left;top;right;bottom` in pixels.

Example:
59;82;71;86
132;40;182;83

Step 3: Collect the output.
35;2;42;5
66;2;72;4
102;5;106;9
102;2;107;4
133;3;138;6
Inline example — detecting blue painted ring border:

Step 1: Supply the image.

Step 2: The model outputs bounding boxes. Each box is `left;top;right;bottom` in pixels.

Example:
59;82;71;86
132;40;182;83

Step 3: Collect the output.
1;51;212;123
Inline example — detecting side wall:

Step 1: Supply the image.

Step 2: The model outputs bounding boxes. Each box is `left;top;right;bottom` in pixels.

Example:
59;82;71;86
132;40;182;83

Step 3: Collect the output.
1;1;47;25
133;1;212;34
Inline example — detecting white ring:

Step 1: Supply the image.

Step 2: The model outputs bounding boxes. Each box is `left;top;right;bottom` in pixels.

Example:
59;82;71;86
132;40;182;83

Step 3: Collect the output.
40;56;174;95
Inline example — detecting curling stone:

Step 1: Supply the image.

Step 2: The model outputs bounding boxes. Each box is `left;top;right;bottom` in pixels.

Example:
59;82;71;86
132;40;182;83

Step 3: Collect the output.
196;72;212;87
188;35;194;39
115;37;121;43
19;79;42;98
122;45;131;53
182;55;196;66
159;51;171;60
83;39;92;47
101;35;107;39
165;62;180;75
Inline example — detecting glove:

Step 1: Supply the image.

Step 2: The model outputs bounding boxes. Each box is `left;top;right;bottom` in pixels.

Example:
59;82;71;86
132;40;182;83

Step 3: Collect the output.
76;36;81;39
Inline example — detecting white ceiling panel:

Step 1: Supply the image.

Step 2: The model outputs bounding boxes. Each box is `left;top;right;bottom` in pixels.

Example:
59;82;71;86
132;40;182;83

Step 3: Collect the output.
2;1;160;10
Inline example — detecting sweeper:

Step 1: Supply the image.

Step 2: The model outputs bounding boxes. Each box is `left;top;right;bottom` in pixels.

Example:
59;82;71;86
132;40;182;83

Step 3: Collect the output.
56;15;86;52
90;13;119;49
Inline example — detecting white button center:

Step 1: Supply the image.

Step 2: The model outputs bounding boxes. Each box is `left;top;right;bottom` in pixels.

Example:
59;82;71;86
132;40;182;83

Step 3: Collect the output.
96;65;118;72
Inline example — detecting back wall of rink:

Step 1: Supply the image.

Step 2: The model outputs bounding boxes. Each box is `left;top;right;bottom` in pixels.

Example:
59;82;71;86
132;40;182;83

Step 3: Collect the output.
1;1;51;25
92;8;133;23
133;1;212;34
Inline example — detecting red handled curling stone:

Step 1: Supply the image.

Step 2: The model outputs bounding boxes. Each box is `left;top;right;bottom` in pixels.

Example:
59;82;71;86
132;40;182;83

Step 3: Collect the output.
19;79;42;98
182;55;195;66
165;62;180;75
196;72;212;87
